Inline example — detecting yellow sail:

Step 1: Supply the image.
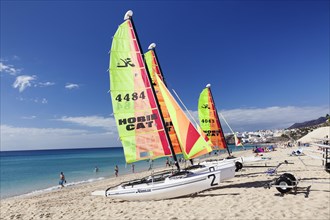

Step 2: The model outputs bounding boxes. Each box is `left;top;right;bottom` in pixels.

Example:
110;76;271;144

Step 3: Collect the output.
155;74;212;159
144;49;182;155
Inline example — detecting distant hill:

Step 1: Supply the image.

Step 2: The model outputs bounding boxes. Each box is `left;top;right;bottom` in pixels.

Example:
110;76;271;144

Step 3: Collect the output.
288;117;327;129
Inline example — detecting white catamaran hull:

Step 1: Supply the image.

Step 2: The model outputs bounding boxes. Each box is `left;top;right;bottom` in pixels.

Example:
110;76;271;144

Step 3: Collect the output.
201;156;271;169
92;169;222;201
189;161;236;181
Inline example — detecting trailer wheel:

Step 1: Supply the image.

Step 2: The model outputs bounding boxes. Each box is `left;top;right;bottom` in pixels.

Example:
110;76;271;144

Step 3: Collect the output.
282;173;297;186
235;162;243;172
275;176;293;194
325;163;330;173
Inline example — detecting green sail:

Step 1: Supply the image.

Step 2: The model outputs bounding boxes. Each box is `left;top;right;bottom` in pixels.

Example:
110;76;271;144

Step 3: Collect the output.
198;86;227;150
109;20;171;163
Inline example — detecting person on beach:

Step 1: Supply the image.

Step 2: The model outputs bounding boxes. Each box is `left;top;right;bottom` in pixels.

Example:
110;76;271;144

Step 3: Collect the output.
131;164;135;173
165;158;170;167
59;172;66;188
114;165;118;177
94;166;99;172
148;159;153;170
324;135;329;145
174;161;180;170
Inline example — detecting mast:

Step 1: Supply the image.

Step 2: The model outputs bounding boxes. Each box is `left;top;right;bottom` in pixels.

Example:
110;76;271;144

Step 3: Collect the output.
147;43;168;87
126;11;180;170
207;84;232;156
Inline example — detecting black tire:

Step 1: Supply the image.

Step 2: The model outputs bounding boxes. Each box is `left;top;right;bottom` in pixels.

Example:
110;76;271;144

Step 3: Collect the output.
235;161;243;172
282;173;297;186
275;176;293;194
325;163;330;173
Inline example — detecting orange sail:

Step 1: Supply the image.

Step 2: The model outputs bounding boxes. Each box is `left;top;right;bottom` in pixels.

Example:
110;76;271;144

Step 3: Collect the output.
144;47;182;155
155;74;212;159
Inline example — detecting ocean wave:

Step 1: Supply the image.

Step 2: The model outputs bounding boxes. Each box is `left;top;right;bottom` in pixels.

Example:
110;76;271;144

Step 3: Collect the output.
9;177;106;199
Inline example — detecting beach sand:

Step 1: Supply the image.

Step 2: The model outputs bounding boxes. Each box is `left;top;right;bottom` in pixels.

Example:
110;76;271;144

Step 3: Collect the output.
1;145;329;220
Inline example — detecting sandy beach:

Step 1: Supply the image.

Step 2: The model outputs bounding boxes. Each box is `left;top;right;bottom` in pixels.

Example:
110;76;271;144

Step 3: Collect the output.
1;145;329;220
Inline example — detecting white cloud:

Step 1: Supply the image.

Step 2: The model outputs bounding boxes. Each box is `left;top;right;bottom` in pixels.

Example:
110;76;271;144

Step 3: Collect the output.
189;105;329;132
220;106;329;132
39;82;55;87
57;115;117;131
33;98;48;104
12;75;37;92
0;62;21;75
16;97;48;104
1;105;328;151
21;116;37;119
12;55;20;60
65;83;79;89
41;98;48;104
0;124;120;151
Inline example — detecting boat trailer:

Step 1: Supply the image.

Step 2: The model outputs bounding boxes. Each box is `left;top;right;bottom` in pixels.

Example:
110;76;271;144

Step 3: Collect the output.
264;173;312;197
263;160;329;197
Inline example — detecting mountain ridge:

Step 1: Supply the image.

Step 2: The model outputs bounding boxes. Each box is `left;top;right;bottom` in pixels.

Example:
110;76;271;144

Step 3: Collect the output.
288;116;328;129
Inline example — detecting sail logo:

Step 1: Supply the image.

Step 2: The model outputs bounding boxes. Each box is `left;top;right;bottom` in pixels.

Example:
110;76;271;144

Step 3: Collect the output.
117;58;135;68
137;189;151;193
201;104;210;109
118;114;158;131
203;130;221;136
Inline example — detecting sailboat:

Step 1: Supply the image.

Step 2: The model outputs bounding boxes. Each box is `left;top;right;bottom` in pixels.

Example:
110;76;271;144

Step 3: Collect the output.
198;84;232;155
218;111;245;149
234;133;244;147
92;10;235;201
144;43;236;177
198;84;271;170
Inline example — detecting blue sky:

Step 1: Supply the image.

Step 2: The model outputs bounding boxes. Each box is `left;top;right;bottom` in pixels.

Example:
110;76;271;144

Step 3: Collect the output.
1;0;329;151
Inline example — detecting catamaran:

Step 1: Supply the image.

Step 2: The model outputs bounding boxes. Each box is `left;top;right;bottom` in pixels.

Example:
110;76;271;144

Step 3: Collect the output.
198;84;271;170
144;43;236;175
92;10;235;201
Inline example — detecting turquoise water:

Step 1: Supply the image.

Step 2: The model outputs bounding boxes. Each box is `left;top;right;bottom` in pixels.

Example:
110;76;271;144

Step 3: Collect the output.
0;147;153;199
0;145;255;199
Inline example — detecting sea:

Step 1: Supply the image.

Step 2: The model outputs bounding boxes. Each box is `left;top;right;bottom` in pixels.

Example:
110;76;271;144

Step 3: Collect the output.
0;145;259;199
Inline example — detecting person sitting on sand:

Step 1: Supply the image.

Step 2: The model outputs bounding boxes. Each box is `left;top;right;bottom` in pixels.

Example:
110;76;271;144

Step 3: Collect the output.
59;172;66;188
